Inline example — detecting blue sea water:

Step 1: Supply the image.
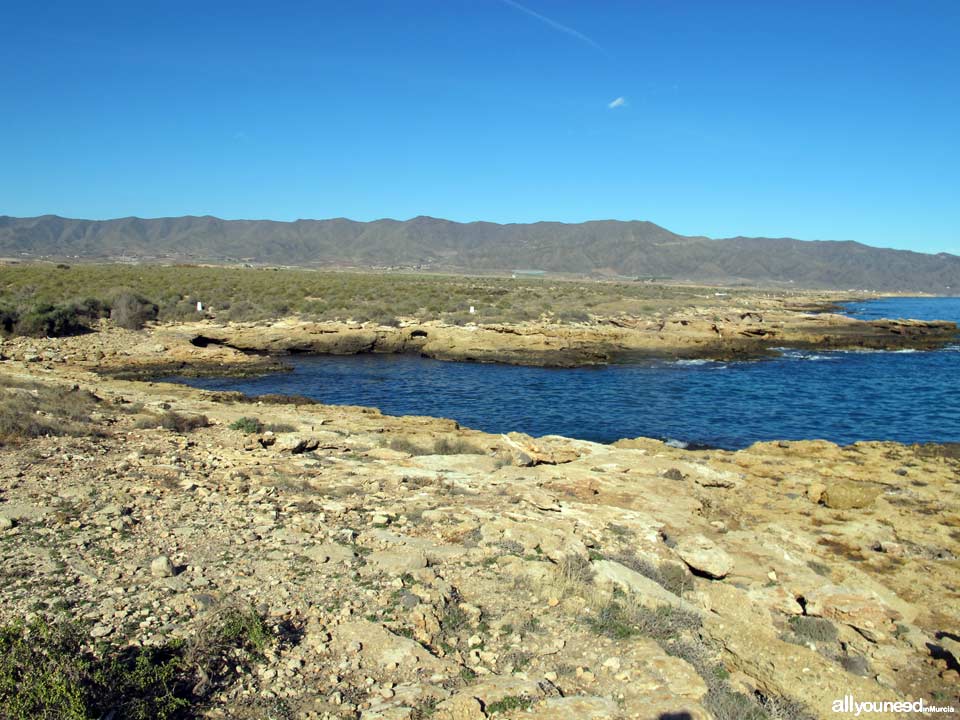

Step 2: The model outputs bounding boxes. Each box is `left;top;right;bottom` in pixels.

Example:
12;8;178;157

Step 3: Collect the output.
171;297;960;449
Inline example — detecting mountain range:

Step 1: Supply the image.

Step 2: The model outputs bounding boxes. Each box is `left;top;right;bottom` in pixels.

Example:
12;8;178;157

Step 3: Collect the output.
1;214;957;292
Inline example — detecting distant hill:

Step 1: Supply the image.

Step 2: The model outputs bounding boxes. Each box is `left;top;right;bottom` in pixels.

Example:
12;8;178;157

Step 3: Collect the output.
1;214;958;292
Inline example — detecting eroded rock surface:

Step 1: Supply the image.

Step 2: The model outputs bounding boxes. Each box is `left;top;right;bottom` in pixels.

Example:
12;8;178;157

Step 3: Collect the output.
0;334;958;719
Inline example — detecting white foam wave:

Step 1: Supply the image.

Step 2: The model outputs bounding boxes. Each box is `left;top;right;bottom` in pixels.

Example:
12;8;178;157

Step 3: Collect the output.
779;350;839;361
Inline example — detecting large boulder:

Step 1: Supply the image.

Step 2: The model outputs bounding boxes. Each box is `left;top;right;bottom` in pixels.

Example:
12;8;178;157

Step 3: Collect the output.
675;534;734;579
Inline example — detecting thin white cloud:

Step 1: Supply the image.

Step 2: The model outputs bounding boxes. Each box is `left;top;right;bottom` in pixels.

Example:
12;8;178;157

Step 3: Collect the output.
608;96;626;109
499;0;607;55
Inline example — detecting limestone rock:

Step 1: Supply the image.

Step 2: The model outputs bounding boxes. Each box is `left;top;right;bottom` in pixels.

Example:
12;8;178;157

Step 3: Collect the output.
277;436;320;454
807;482;827;503
500;432;580;466
675;534;734;579
434;696;485;720
821;481;881;509
150;555;175;577
526;696;620;719
803;586;900;631
365;549;428;575
332;621;448;676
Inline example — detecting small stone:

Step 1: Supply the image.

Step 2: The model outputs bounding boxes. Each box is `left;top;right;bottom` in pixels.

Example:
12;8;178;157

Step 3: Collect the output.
0;515;14;530
602;657;621;672
151;555;175;577
90;624;113;638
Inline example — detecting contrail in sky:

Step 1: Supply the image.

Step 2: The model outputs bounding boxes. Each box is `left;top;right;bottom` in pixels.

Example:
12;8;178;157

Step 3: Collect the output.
499;0;608;56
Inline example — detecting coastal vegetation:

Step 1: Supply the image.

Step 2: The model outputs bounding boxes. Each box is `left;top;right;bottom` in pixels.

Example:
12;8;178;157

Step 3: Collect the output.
0;262;744;336
0;605;272;720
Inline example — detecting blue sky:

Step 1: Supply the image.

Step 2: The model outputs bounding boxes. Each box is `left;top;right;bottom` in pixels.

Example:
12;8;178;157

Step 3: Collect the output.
1;0;958;253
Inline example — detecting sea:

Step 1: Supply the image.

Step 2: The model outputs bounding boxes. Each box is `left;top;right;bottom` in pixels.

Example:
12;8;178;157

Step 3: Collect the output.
169;297;960;449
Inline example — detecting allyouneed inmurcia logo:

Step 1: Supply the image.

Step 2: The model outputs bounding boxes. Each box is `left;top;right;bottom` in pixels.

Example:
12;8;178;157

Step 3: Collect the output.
832;695;957;716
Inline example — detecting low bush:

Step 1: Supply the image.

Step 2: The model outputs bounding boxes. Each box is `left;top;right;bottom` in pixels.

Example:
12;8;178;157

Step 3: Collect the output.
14;303;88;338
224;300;265;323
159;411;209;433
787;615;838;644
229;417;263;434
387;435;486;456
109;290;159;330
0;605;272;720
607;550;693;597
0;306;17;334
433;437;486;455
264;422;296;433
585;601;701;641
387;437;429;455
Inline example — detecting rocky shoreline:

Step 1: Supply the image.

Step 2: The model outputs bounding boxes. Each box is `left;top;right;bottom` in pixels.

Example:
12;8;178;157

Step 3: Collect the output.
3;292;954;378
168;298;958;370
0;304;958;719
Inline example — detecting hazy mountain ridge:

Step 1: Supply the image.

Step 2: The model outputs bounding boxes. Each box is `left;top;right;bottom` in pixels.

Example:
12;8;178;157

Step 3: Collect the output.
1;214;958;292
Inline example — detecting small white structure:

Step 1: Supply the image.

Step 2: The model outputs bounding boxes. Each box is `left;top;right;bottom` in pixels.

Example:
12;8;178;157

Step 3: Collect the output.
196;301;204;313
469;306;475;314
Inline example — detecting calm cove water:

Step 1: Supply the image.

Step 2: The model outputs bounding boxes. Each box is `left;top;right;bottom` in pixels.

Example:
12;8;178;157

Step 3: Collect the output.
171;297;960;449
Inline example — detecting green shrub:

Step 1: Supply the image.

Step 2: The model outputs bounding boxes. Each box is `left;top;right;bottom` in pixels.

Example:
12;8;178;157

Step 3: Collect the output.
74;297;110;322
14;303;88;338
0;618;188;720
230;417;263;434
0;606;273;720
0;306;17;334
224;300;264;323
485;695;534;715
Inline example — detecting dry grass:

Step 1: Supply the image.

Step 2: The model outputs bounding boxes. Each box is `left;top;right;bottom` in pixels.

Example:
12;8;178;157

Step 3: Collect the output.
134;411;209;433
386;435;486;456
0;377;102;444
